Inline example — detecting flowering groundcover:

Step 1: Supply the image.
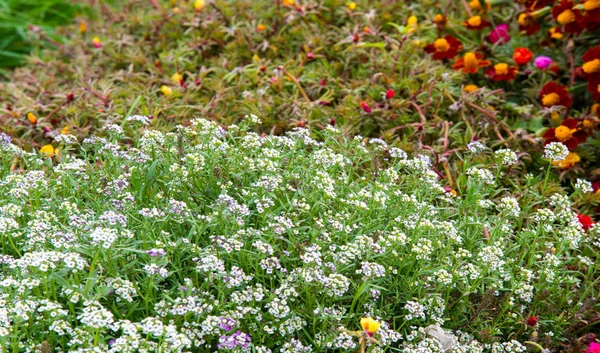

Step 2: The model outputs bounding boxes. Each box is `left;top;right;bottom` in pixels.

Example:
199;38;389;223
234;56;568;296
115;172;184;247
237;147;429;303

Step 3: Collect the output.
0;116;599;352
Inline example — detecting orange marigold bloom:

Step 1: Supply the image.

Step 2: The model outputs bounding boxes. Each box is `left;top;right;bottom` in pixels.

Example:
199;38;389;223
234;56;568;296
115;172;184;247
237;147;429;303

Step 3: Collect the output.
424;35;463;60
588;76;600;102
468;0;491;11
464;84;479;93
543;118;587;150
452;52;491;74
518;13;541;35
539;82;572;109
581;46;600;79
513;48;533;65
434;14;446;27
486;63;518;82
552;152;580;169
552;0;587;34
462;16;491;30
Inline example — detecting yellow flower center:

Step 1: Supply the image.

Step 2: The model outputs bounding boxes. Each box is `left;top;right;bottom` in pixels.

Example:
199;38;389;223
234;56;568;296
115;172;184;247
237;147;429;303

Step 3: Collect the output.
407;16;418;26
583;119;596;129
467;16;482;26
518;13;529;26
582;59;600;74
464;52;479;70
194;0;205;11
592;103;599;113
542;92;560;106
584;0;600;10
434;38;450;52
283;0;295;5
434;14;444;23
597;84;600;93
557;10;575;24
554;125;575;142
464;84;479;93
347;2;357;10
494;63;509;75
469;0;490;10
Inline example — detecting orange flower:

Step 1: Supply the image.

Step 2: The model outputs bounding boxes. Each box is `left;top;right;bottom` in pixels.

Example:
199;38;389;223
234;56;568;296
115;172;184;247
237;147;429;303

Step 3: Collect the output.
452;52;491;74
552;152;580;169
257;23;266;31
539;82;572;109
424;35;462;60
587;76;600;102
552;0;587;34
27;112;38;124
518;13;541;35
581;46;600;78
486;63;518;81
543;118;587;150
513;48;533;65
462;16;491;30
464;84;479;93
360;317;380;336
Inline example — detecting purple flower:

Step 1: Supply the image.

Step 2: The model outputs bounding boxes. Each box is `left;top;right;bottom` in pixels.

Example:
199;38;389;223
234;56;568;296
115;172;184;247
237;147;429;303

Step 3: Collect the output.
108;339;116;346
0;133;12;148
218;331;251;350
147;248;166;257
488;24;510;45
218;317;237;331
534;56;553;70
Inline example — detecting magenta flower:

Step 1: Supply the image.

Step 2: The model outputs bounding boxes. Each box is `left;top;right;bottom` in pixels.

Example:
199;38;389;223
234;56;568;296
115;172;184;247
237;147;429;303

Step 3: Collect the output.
534;56;553;70
586;342;600;353
488;24;510;45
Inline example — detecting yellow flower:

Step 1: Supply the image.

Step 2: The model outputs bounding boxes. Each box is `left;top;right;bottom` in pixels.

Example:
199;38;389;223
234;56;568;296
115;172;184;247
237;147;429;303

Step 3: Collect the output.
407;15;418;33
252;54;261;62
360;317;380;336
467;16;482;27
433;38;450;52
554;125;575;142
61;126;71;135
160;85;173;96
194;0;205;11
556;10;575;24
552;152;580;169
172;72;183;84
464;84;479;93
582;59;600;74
347;1;357;10
494;63;509;75
79;22;87;34
27;113;38;124
434;14;445;24
542;93;560;107
549;28;563;40
468;0;490;10
584;0;600;10
40;144;57;157
283;0;295;5
257;23;266;31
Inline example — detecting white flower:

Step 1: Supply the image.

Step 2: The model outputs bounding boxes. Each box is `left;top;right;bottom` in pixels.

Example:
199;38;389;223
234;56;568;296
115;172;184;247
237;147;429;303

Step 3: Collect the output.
544;142;568;161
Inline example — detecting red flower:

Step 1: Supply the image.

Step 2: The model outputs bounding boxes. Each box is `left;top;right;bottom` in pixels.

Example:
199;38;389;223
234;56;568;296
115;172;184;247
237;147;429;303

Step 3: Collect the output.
486;63;518;81
539;82;572;109
361;102;372;113
526;316;539;327
385;89;396;99
583;0;600;30
462;16;491;30
518;13;541;35
543;118;588;150
488;24;510;45
424;35;463;60
452;52;491;74
581;46;600;79
552;0;587;34
521;0;553;11
578;213;595;230
591;180;600;194
587;76;600;102
513;48;533;65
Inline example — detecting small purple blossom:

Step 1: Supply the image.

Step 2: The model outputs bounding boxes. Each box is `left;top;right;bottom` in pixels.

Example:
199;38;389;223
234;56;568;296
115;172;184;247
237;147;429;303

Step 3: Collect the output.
535;56;553;70
0;132;12;148
147;248;166;257
488;24;510;45
218;331;251;350
218;317;237;331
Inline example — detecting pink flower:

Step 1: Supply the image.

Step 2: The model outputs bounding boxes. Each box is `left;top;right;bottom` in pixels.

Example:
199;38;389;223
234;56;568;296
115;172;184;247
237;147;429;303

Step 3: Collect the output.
586;342;600;353
361;102;372;113
534;56;553;70
488;24;510;45
385;89;396;99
